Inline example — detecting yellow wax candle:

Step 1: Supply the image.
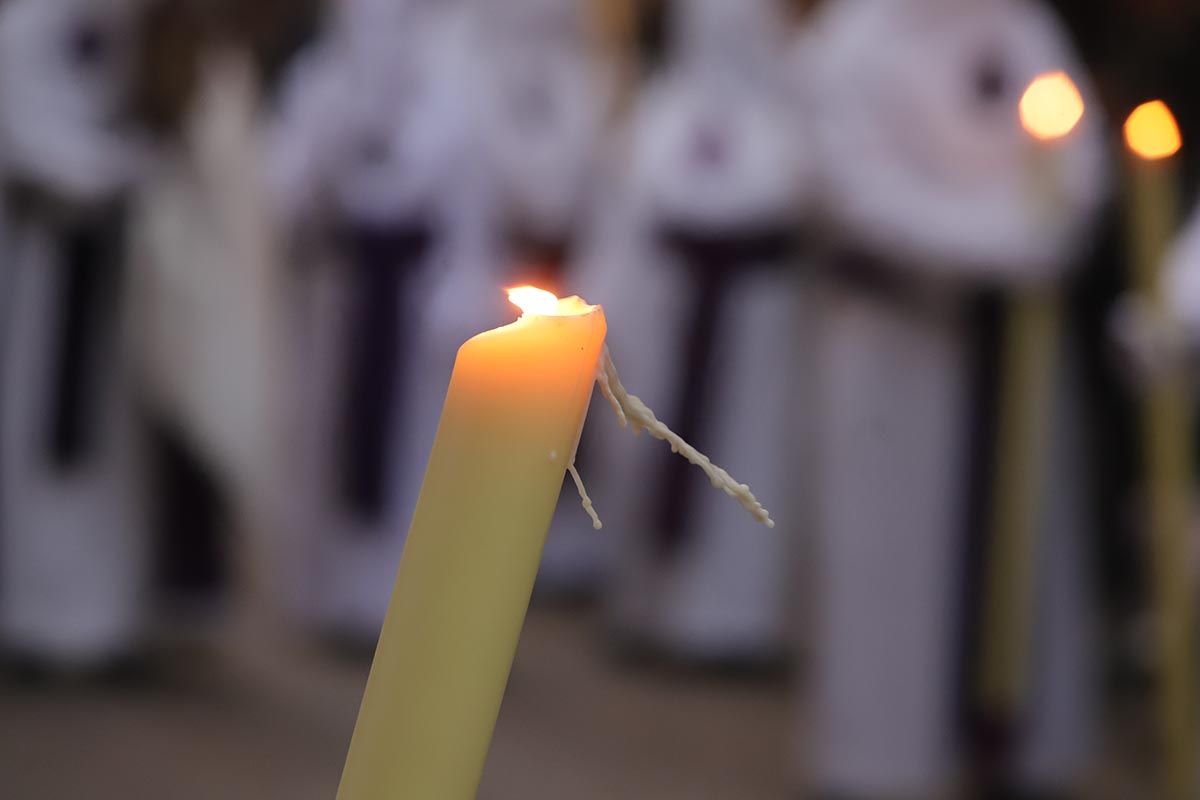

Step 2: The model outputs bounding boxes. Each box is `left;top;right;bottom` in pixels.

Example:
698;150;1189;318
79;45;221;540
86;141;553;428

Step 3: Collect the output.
977;71;1081;722
1122;99;1197;800
337;287;607;800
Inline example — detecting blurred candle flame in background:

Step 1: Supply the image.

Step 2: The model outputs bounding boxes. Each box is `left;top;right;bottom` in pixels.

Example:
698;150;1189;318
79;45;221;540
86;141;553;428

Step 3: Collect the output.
1018;70;1085;141
1124;99;1183;160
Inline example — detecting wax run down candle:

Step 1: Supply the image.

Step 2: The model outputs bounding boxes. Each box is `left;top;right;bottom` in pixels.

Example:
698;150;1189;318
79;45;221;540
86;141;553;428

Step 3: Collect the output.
336;286;773;800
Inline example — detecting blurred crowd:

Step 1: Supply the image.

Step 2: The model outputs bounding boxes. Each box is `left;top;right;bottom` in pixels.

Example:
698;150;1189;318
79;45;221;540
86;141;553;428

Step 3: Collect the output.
1;0;1199;797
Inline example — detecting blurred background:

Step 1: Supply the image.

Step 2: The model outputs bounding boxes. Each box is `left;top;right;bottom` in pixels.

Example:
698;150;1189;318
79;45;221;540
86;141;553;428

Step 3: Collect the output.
0;0;1198;798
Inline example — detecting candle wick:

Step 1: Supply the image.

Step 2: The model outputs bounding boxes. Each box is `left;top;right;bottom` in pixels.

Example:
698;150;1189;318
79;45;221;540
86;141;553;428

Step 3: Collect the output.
568;462;602;530
594;345;776;529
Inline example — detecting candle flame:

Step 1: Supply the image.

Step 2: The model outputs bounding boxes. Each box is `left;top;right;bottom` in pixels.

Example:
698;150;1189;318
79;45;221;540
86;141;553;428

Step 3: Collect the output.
1019;71;1084;142
507;285;561;317
1124;100;1181;161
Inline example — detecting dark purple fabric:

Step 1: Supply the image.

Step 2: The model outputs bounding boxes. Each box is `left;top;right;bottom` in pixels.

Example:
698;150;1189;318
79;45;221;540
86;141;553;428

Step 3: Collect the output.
336;224;431;524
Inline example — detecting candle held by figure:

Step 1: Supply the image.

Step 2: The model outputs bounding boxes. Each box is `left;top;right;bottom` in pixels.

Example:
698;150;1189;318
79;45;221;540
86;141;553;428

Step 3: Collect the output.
1122;99;1197;800
337;286;772;800
976;66;1087;740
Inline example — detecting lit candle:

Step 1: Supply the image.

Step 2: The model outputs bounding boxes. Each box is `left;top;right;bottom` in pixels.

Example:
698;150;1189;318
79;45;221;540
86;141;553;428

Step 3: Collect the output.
336;287;607;800
977;70;1084;724
335;281;773;799
1122;99;1197;800
1125;100;1183;291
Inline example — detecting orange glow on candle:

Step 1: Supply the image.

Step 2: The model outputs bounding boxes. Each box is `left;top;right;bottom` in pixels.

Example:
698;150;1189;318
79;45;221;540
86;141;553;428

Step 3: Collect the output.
1019;71;1085;141
1124;100;1182;161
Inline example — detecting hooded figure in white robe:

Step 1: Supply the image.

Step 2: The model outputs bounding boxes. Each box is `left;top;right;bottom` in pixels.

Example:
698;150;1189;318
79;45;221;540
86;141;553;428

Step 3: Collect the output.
268;0;506;644
581;0;813;665
799;0;1108;795
0;0;149;668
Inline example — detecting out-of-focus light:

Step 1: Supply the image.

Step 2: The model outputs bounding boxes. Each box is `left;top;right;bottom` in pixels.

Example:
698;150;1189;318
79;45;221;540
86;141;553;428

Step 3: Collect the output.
507;285;560;317
1124;100;1182;161
1019;70;1085;141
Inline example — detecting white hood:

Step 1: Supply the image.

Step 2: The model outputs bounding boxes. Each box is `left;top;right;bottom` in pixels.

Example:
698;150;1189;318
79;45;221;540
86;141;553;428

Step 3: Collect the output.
804;0;1109;280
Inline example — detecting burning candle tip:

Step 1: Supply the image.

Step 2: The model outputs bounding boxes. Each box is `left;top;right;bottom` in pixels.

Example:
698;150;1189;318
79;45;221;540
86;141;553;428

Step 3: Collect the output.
1124;100;1181;161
